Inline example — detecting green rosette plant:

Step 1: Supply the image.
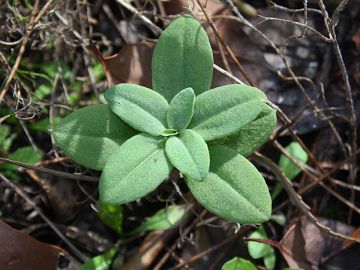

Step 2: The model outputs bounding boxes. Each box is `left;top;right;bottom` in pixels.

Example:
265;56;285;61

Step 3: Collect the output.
53;15;277;224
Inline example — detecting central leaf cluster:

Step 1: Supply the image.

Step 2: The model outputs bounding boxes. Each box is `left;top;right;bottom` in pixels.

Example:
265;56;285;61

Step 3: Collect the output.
105;85;210;182
101;81;268;213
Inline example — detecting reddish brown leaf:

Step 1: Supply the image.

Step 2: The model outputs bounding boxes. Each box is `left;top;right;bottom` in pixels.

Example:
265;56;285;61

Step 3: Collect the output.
0;220;63;270
280;218;314;270
342;226;360;249
352;28;360;50
91;41;154;87
279;216;357;270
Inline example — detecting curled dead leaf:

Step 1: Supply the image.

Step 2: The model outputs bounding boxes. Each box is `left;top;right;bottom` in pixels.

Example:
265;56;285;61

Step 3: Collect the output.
0;220;64;270
91;41;154;88
280;216;359;270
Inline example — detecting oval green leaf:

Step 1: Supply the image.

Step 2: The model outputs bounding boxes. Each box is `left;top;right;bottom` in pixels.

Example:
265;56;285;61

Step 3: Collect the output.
189;85;266;141
152;15;213;102
222;257;257;270
1;146;42;170
167;88;195;131
128;205;187;235
99;133;173;204
185;145;271;224
217;105;276;157
264;252;276;270
53;104;137;170
98;203;123;234
279;141;308;180
165;129;209;181
78;248;116;270
271;141;308;200
104;83;169;136
248;225;274;260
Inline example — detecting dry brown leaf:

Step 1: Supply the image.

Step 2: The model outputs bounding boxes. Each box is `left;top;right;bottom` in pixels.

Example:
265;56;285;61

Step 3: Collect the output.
91;41;154;87
0;220;64;270
280;216;357;270
280;217;314;270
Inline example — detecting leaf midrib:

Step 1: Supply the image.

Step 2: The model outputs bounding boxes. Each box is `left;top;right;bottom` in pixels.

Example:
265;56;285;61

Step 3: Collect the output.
115;98;166;130
121;147;164;181
177;137;202;177
192;99;260;128
214;172;267;219
56;131;125;141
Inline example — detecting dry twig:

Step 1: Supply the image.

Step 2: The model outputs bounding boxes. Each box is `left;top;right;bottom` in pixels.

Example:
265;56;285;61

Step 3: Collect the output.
0;0;56;105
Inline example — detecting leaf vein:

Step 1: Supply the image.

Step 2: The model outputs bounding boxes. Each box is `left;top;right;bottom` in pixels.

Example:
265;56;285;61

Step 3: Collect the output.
192;99;259;128
217;173;267;218
121;148;163;181
115;98;165;128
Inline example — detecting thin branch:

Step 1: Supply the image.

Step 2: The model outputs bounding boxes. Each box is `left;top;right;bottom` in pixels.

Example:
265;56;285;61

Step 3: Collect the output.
317;0;357;222
112;0;242;87
266;0;323;15
271;141;360;214
0;158;98;182
213;64;245;84
115;0;163;35
257;15;332;42
169;227;252;270
253;153;360;243
0;0;55;105
217;2;349;188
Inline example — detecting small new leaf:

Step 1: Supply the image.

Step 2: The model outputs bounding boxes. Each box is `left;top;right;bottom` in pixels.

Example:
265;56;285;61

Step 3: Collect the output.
53;104;136;170
165;129;209;181
271;142;308;200
78;248;116;270
0;146;42;171
161;129;179;137
105;83;169;136
167;88;195;131
248;225;276;270
190;85;265;141
128;205;187;235
99;134;173;204
186;145;271;224
222;257;257;270
279;142;308;180
98;203;123;234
